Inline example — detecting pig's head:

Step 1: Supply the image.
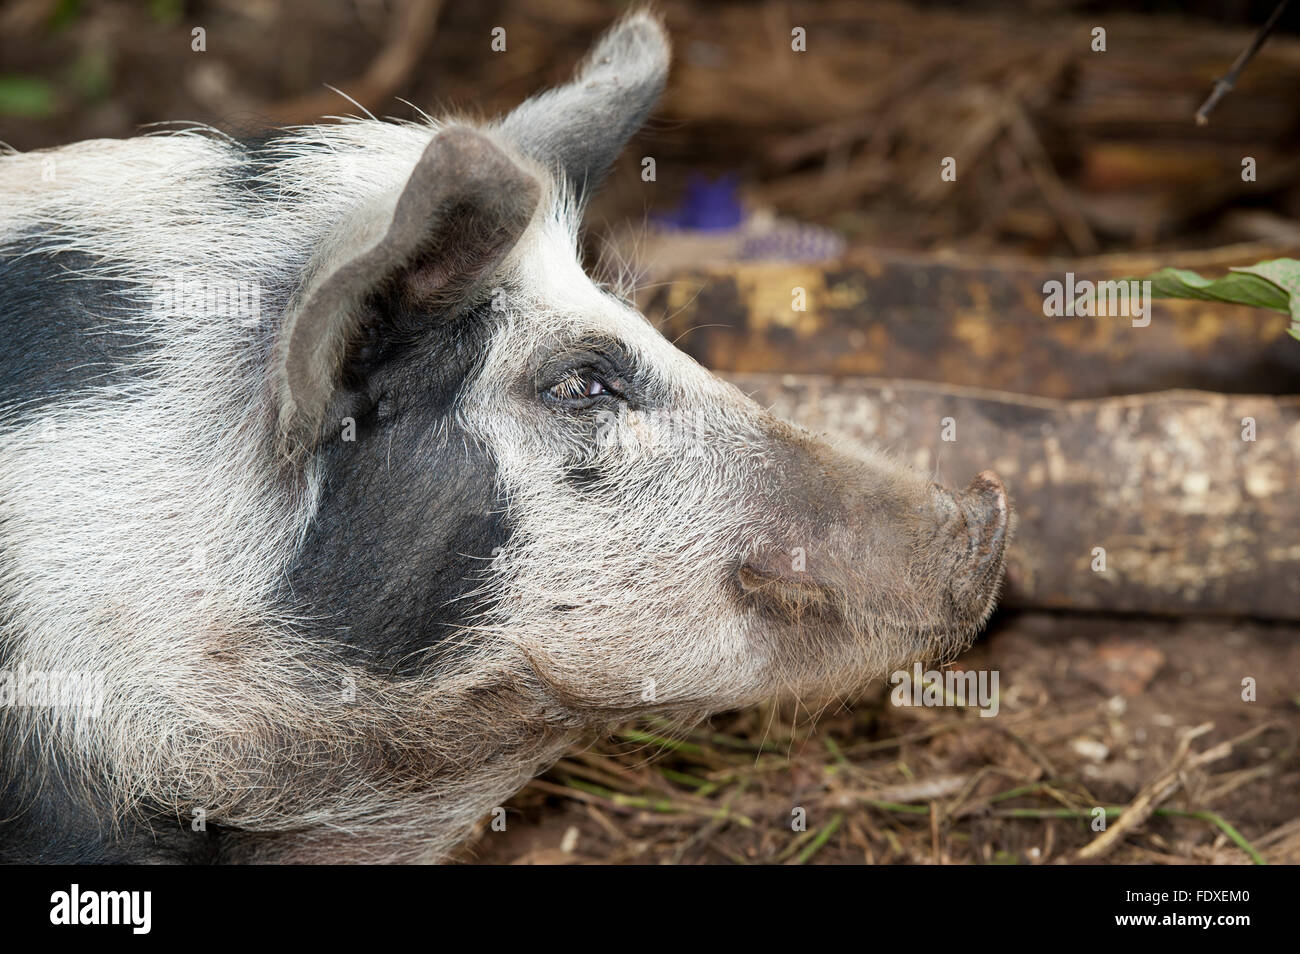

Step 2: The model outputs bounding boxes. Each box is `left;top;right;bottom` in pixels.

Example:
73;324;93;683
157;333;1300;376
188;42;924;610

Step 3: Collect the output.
276;10;1011;725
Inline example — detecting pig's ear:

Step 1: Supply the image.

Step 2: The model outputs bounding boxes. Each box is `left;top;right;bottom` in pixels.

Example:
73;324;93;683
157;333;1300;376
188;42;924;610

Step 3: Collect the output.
274;125;540;461
498;10;669;209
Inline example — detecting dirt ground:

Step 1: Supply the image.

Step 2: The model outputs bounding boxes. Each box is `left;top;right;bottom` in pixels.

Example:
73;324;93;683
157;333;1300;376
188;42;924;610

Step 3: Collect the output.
459;611;1300;864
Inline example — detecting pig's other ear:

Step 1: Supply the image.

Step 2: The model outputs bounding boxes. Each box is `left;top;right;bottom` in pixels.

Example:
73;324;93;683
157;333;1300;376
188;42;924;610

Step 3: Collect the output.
274;125;540;461
498;9;669;209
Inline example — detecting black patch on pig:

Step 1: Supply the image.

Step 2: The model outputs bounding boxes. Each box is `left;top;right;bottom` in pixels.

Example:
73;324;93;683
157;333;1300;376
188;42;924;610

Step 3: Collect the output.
281;300;508;677
0;724;220;863
0;238;146;411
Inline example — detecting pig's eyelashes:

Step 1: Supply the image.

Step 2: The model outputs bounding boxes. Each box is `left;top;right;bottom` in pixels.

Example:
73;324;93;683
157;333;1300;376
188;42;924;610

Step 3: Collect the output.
543;369;625;407
534;338;635;407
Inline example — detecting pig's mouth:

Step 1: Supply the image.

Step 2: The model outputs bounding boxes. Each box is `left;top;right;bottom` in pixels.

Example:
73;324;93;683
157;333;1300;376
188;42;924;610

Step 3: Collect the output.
732;563;844;630
733;470;1012;661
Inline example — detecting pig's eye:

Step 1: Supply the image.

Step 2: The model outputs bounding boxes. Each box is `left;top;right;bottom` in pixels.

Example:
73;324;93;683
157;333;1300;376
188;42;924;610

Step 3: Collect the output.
545;369;622;406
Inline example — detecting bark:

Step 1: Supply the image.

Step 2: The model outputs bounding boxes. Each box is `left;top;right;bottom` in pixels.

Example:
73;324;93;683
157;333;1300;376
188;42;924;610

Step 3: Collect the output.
649;245;1300;399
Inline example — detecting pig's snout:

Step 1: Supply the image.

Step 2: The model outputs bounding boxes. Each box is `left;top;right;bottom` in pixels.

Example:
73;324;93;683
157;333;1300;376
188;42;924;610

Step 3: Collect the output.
736;444;1012;633
939;470;1010;610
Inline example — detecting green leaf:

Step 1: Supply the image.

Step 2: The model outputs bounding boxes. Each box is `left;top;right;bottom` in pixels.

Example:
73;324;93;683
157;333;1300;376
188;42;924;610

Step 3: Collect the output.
0;76;57;117
1138;264;1290;314
1117;258;1300;344
1232;259;1300;314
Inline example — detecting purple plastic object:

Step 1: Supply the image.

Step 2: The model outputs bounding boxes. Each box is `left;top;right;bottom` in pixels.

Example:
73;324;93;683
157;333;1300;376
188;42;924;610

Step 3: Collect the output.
650;171;846;263
654;174;744;231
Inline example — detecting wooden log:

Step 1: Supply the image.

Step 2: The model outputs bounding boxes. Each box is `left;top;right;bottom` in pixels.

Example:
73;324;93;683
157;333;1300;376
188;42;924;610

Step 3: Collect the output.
646;244;1300;399
727;372;1300;620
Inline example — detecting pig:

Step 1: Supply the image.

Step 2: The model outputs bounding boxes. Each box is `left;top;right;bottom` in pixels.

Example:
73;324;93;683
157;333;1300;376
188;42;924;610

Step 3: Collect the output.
0;11;1010;863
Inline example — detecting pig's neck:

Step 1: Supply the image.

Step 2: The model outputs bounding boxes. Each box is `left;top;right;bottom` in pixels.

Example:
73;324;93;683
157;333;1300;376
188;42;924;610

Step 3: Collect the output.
212;670;586;864
1;655;583;864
